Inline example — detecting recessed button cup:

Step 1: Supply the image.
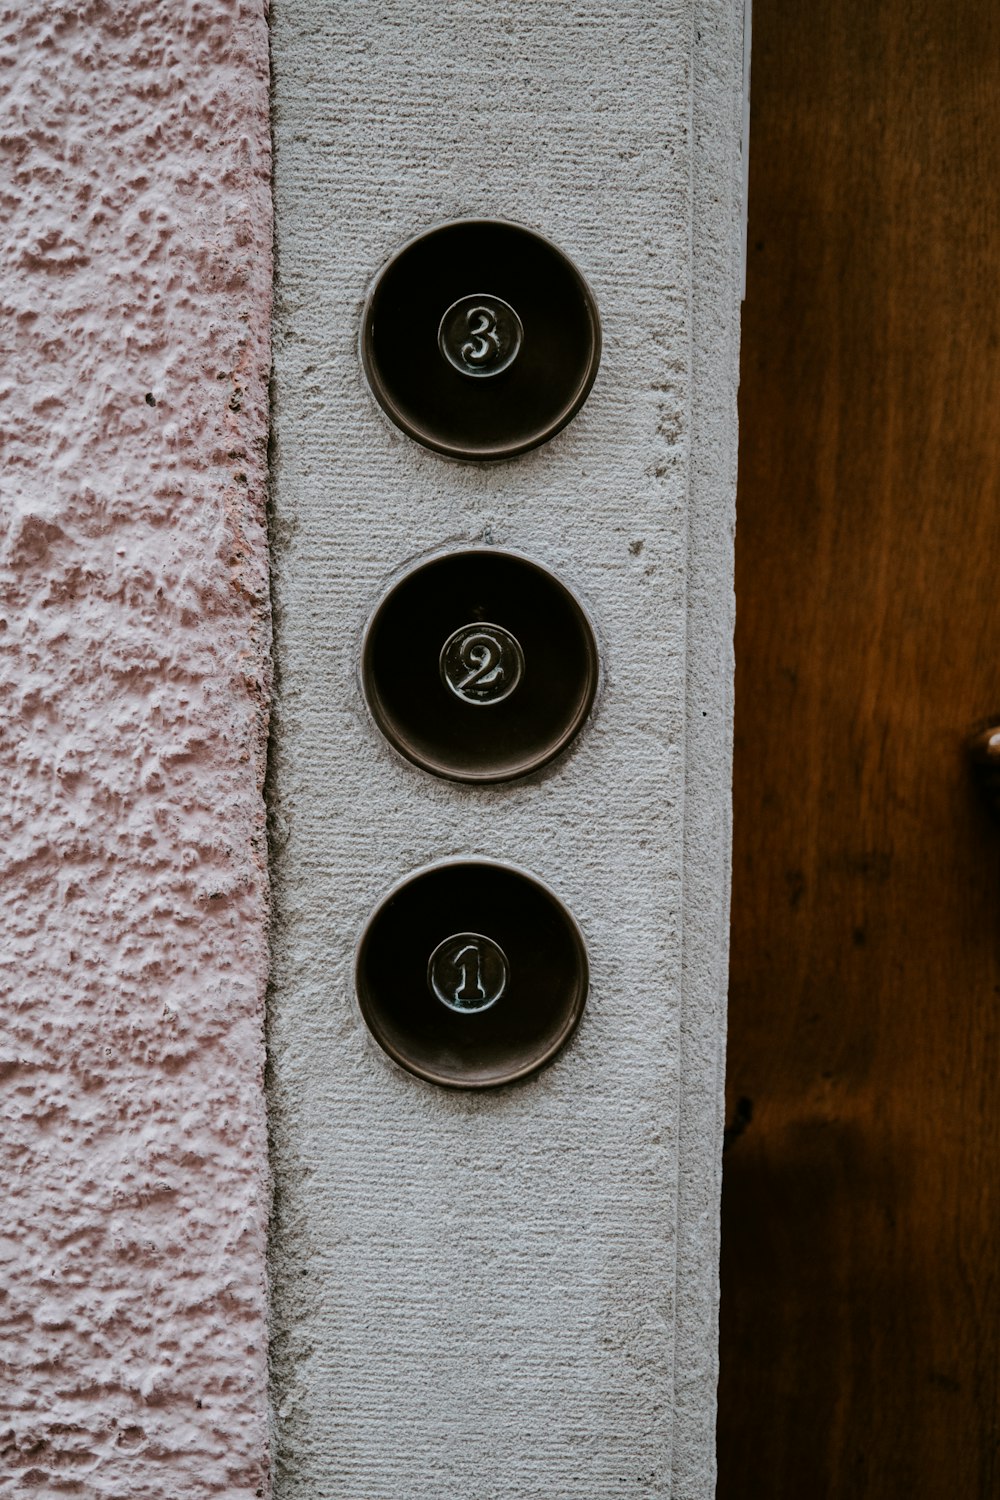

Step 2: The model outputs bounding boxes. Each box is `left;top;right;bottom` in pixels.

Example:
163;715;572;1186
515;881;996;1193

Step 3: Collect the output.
360;218;601;461
356;859;589;1089
361;548;599;784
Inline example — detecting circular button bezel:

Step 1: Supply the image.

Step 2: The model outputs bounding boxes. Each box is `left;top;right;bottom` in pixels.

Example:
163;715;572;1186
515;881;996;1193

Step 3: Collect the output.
355;858;589;1089
360;547;600;784
360;218;602;462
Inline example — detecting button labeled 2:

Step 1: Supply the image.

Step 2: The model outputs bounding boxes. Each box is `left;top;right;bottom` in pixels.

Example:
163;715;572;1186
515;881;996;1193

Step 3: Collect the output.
361;548;599;784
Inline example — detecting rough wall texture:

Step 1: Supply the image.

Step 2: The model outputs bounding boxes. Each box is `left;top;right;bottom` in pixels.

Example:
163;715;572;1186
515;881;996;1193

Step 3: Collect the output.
268;4;741;1498
1;3;273;1494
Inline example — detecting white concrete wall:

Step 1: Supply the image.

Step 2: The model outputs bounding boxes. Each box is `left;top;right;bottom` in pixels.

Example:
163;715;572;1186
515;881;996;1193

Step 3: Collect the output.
1;2;273;1494
268;3;742;1497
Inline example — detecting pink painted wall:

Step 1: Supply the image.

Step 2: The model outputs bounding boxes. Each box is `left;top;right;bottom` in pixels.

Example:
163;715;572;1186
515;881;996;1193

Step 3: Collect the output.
1;2;273;1493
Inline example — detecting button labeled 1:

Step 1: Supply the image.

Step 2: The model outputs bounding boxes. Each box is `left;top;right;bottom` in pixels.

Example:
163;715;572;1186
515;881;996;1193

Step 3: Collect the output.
428;932;508;1012
355;859;589;1089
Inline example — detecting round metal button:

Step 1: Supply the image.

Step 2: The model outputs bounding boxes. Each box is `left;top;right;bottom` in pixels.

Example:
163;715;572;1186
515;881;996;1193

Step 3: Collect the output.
439;621;525;706
361;549;599;783
437;294;523;379
361;218;601;461
356;859;589;1089
427;932;508;1013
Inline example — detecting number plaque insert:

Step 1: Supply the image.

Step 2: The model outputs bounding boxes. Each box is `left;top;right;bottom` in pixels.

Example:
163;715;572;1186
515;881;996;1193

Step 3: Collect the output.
428;932;509;1014
438;293;523;378
439;621;525;706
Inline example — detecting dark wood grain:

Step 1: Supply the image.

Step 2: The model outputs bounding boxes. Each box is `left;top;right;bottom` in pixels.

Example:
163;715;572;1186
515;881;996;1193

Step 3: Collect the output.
719;4;1000;1495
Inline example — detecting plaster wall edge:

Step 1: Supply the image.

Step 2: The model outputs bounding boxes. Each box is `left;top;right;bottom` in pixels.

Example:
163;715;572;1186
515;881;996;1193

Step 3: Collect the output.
671;1;744;1492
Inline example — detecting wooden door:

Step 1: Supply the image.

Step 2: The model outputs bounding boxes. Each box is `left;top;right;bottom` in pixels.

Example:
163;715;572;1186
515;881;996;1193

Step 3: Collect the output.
719;3;1000;1495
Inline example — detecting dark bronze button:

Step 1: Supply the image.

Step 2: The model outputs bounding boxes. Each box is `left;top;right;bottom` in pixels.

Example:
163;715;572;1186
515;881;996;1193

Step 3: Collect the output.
356;859;589;1089
361;548;599;783
438;294;524;380
427;931;508;1013
360;219;601;461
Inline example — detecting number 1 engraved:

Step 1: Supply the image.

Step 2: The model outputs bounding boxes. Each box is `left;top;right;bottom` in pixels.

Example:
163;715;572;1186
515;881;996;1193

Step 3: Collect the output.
428;932;509;1013
452;941;487;1004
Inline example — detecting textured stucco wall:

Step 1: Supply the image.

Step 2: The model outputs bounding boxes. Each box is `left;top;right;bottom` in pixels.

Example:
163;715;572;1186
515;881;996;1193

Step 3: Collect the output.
268;4;742;1498
1;3;273;1494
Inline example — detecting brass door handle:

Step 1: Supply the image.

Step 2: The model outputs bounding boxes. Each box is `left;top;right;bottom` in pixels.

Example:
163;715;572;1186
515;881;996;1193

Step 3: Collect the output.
968;721;1000;814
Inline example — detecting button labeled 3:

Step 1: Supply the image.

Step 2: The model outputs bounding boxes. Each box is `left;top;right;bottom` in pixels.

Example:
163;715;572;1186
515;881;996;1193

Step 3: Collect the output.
360;218;601;461
438;295;523;379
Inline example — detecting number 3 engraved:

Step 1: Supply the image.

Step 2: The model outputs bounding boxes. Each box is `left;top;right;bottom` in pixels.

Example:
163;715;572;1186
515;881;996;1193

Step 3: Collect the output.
438;294;523;379
461;305;502;368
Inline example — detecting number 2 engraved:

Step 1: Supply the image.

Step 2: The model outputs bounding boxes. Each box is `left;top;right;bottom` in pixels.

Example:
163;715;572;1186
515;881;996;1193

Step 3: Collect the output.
456;633;503;691
440;622;524;706
461;305;501;368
